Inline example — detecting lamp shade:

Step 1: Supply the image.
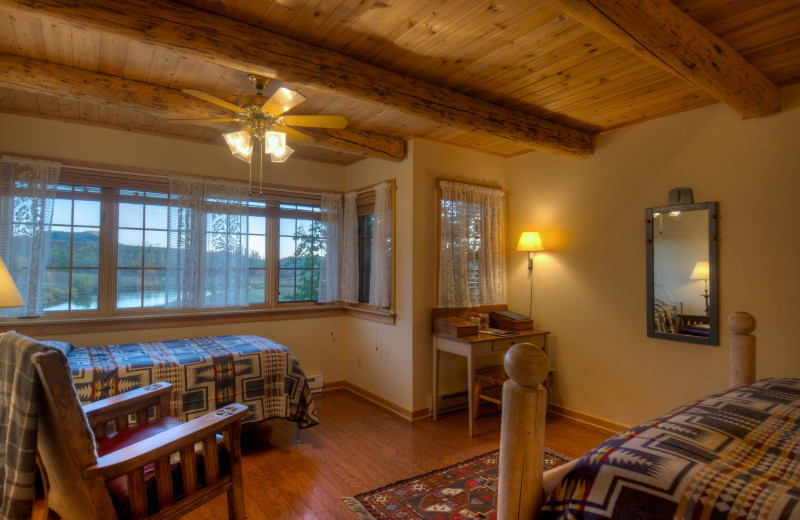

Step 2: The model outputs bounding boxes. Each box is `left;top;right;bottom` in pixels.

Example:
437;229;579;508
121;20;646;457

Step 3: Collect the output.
271;145;294;163
263;131;287;155
223;129;253;163
517;231;544;252
0;256;24;308
690;261;709;281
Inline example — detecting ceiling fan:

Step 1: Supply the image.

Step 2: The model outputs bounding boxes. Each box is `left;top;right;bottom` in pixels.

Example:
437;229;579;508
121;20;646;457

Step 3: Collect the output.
175;74;347;191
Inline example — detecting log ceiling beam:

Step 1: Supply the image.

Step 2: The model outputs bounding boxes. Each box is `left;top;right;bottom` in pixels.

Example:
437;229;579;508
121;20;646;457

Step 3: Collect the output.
545;0;781;119
0;53;405;162
2;0;593;158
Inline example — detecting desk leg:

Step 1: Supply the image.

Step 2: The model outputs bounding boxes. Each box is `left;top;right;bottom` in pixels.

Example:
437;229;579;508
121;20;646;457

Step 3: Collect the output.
467;352;475;437
432;341;440;421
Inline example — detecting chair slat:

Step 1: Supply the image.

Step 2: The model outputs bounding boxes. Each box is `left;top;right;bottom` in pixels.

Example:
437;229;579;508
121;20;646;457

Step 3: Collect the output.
155;456;174;509
181;446;198;496
204;436;219;484
128;467;148;519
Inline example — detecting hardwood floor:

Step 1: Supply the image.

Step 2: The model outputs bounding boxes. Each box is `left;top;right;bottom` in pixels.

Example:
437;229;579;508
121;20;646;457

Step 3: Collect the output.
35;388;614;519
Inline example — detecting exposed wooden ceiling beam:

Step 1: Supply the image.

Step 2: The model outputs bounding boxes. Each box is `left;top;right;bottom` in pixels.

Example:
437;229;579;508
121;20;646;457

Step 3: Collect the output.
545;0;781;118
0;53;405;162
1;0;593;158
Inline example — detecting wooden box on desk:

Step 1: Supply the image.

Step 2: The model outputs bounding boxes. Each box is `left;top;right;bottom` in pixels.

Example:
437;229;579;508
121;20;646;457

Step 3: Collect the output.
432;317;479;337
489;314;533;331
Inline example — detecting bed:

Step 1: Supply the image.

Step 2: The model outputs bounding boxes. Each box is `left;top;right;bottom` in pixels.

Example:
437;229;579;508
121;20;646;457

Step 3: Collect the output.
495;312;800;520
62;334;319;428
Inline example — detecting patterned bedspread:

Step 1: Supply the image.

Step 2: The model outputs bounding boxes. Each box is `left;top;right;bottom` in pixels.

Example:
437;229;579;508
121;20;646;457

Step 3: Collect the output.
542;378;800;519
67;334;319;427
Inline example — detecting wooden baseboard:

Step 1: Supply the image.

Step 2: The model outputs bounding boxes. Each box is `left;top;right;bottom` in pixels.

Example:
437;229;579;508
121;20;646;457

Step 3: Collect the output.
320;380;426;421
320;381;628;431
548;404;628;434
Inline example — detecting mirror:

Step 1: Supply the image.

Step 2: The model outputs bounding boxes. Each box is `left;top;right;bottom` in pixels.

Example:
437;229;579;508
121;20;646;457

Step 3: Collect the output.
646;188;718;345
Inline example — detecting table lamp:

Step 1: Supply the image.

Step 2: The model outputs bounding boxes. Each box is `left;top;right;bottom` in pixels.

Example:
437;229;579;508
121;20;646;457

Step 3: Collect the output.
0;256;24;309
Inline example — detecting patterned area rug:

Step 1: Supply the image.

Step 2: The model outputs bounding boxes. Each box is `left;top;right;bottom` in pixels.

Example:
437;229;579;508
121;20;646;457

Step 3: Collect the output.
342;448;570;520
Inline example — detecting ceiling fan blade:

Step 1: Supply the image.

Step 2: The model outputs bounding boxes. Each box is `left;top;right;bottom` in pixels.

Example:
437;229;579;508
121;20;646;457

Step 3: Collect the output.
281;126;316;146
283;114;348;129
182;89;243;113
170;117;239;123
262;87;307;115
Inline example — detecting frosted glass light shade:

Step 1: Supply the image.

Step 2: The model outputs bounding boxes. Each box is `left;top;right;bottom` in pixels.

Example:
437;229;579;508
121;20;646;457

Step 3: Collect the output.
263;131;286;155
271;145;294;163
0;256;24;308
517;231;544;252
690;261;709;281
223;129;253;163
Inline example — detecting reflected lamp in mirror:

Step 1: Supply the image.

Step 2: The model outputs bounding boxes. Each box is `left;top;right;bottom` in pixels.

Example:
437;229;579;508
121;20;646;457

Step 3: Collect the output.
690;261;710;315
517;231;544;271
0;256;24;308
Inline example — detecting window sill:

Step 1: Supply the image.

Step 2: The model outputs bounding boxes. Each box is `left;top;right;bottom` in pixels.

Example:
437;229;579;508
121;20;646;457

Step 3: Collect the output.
344;305;396;325
0;305;346;336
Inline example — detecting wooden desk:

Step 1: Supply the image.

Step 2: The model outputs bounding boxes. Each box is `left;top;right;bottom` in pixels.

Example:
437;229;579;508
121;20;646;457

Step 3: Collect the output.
432;329;550;437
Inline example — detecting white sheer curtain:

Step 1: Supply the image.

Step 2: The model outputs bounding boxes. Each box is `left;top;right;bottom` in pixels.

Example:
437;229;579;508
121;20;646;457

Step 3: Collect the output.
438;180;505;308
340;192;359;304
318;192;342;303
166;176;250;309
0;155;60;318
369;182;391;308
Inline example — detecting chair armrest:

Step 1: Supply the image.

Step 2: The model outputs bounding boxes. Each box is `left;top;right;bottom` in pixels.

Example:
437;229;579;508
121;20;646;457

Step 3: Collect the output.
83;403;248;480
82;382;173;426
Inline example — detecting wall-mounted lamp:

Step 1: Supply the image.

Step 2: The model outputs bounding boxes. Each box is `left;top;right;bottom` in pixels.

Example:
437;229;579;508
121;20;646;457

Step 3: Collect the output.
517;231;544;319
690;260;710;315
0;256;24;309
517;231;544;271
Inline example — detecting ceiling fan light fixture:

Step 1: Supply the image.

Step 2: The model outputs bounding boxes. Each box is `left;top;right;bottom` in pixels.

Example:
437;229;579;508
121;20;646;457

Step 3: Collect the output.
271;145;294;163
263;130;286;155
223;129;253;163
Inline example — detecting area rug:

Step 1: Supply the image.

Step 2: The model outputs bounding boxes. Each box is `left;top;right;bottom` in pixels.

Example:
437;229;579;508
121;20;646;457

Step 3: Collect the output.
342;448;570;520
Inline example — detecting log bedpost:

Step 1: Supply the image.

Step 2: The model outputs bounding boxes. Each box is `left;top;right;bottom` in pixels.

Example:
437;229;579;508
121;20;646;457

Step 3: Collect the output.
497;343;549;520
728;311;757;387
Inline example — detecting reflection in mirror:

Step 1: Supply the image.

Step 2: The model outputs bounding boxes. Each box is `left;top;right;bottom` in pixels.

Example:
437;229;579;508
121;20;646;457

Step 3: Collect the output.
646;190;718;345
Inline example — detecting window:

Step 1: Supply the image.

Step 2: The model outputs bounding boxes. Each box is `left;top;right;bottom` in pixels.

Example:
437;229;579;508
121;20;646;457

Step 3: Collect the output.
435;179;505;308
27;172;327;317
117;191;169;309
278;204;324;302
357;213;373;303
45;186;102;311
2;163;396;326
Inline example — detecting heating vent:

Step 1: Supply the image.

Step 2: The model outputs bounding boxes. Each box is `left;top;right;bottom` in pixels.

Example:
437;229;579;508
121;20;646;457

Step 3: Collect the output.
306;374;323;394
431;391;468;415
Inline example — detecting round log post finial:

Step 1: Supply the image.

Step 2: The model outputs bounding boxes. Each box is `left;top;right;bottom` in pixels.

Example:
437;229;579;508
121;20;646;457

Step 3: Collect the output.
504;342;549;388
498;342;549;520
729;312;757;388
727;312;757;335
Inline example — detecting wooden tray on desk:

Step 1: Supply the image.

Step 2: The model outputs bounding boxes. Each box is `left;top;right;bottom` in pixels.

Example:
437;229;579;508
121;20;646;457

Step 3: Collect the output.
432;317;479;337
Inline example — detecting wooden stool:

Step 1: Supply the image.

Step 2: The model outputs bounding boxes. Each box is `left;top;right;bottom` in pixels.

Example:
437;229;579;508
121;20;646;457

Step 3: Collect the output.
473;365;553;424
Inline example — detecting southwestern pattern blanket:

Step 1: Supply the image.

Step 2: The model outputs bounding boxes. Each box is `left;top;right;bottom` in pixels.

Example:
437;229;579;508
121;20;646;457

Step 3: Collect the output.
542;378;800;519
67;334;319;427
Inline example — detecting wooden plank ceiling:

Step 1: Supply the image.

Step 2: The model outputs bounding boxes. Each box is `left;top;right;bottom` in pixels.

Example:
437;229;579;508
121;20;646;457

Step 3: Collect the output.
0;0;797;166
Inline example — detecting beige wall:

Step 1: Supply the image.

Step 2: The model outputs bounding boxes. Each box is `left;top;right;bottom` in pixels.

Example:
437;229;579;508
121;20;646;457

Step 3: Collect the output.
506;84;800;427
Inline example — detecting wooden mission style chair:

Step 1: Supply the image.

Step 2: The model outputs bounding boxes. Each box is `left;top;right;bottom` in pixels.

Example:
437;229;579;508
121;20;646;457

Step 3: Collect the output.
24;335;249;520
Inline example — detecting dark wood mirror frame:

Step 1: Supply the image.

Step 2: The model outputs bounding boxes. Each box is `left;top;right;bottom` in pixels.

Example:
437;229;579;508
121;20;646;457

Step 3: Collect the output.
646;188;719;345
